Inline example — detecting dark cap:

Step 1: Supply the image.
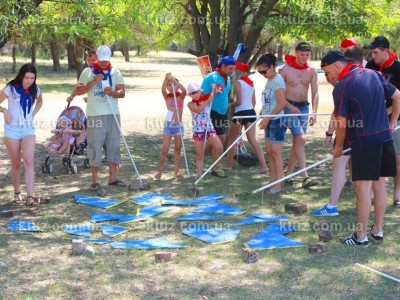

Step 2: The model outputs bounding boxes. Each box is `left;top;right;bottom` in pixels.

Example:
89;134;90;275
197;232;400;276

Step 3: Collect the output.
320;50;353;68
366;36;390;49
295;42;312;51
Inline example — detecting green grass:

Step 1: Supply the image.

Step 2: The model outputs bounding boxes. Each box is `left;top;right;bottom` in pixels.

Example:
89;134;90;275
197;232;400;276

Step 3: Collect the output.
1;130;399;299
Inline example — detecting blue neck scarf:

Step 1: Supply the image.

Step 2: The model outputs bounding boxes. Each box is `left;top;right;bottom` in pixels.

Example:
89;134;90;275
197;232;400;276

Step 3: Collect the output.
14;84;32;118
91;62;113;87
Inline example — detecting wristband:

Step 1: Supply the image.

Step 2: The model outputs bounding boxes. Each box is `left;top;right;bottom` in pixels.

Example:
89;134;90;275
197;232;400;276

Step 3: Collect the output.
325;131;333;137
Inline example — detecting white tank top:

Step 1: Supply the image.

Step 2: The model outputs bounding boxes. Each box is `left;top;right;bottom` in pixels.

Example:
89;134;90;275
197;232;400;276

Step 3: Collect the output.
235;80;254;112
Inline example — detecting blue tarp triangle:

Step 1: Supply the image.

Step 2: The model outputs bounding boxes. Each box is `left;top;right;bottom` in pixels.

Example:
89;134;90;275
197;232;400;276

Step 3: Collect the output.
74;195;123;209
177;213;223;221
111;237;188;249
232;214;289;226
245;233;304;250
100;224;130;237
132;192;171;206
63;223;93;236
182;227;240;244
192;203;244;216
8;220;41;232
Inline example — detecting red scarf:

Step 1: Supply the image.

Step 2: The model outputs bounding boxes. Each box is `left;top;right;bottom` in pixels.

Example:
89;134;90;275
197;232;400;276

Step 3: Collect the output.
167;92;180;98
338;63;358;81
92;61;112;72
379;52;396;72
284;55;309;70
217;69;229;86
192;94;209;105
240;76;254;87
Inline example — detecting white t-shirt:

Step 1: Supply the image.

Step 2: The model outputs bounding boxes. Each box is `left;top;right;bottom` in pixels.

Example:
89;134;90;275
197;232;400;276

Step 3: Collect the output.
235;80;254;112
3;85;41;127
78;67;124;117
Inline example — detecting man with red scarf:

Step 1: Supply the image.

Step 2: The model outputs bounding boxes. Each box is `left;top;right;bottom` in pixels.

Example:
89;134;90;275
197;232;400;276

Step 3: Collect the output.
366;36;400;208
76;45;126;191
279;42;319;188
322;50;400;246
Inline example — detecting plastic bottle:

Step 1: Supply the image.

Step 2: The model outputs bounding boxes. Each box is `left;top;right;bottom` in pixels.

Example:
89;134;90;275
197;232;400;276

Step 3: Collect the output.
238;137;247;153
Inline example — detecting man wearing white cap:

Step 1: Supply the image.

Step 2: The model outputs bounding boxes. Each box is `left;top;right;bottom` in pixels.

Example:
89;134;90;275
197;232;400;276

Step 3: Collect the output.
76;45;126;191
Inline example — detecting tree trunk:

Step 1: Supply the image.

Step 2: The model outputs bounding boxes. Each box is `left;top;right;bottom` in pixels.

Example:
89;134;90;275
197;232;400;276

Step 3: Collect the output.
121;44;130;62
50;40;61;72
67;42;76;71
137;45;141;56
277;44;283;62
227;0;241;56
12;44;16;73
31;44;36;66
75;37;85;80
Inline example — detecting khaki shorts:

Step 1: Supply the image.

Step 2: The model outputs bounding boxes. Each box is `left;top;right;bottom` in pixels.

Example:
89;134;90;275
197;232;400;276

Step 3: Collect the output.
393;120;400;154
86;115;121;167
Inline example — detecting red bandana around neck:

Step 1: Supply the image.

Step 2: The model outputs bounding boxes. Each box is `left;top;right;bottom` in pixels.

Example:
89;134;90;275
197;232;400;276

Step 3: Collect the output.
284;55;309;70
92;61;112;72
338;63;358;81
192;93;209;105
240;76;254;87
217;69;229;86
167;92;180;98
379;52;396;72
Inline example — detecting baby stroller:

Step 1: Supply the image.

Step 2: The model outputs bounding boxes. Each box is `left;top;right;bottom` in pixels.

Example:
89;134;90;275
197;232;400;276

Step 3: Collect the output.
42;105;90;174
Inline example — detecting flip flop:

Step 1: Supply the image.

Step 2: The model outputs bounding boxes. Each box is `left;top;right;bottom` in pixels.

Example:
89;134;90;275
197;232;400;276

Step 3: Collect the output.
89;183;100;191
108;179;127;187
302;176;318;188
12;192;23;205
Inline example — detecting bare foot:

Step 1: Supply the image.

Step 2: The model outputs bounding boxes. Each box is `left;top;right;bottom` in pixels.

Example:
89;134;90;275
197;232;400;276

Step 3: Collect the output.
154;172;162;180
174;173;184;179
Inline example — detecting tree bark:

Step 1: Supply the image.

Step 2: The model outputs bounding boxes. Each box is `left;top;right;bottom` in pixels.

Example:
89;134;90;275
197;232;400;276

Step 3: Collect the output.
75;37;85;80
31;44;36;66
50;40;61;72
67;42;76;71
12;44;17;73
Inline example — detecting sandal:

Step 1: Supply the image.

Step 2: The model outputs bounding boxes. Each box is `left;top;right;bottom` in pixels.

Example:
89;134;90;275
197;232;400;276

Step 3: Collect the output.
89;183;100;191
211;169;226;178
302;176;319;188
394;199;400;208
26;196;39;207
13;192;24;205
174;173;184;179
108;179;127;187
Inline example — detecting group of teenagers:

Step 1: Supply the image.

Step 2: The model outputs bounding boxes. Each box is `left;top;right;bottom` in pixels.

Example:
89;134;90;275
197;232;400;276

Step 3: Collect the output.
1;37;400;246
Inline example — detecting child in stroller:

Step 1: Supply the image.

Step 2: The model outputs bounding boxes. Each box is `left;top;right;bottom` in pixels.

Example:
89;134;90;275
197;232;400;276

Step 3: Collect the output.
42;105;89;174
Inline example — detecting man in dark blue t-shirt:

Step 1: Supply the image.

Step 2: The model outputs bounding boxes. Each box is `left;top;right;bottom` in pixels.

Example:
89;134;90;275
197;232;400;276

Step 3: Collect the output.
365;36;400;208
321;50;400;246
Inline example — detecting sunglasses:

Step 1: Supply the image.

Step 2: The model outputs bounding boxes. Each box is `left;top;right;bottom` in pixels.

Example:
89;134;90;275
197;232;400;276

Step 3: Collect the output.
257;66;271;75
190;90;200;95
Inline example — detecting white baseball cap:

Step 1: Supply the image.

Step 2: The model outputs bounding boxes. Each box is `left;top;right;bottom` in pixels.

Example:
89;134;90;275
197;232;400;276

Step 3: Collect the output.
96;45;112;61
187;82;202;94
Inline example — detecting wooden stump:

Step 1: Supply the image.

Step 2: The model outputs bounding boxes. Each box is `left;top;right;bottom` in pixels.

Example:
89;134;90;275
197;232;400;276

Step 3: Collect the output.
154;252;171;262
308;244;325;254
71;239;86;255
242;248;258;263
318;229;333;242
284;203;307;214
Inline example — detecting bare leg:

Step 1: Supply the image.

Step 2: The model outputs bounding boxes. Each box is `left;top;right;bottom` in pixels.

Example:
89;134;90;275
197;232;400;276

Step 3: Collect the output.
372;177;387;233
108;162;117;183
90;166;99;184
173;134;182;177
21;135;36;197
155;135;173;179
222;122;241;169
194;140;205;178
5;137;22;199
354;180;374;239
329;155;350;206
392;154;400;202
245;123;268;171
266;139;283;191
208;135;223;169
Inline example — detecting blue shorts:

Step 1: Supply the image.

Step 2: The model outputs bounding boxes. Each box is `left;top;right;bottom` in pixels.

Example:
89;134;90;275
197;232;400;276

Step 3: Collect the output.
284;102;309;137
264;119;286;143
4;124;35;140
163;121;183;135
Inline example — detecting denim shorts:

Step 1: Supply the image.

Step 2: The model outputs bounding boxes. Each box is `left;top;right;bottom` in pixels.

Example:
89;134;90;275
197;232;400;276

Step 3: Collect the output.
284;103;309;137
264;119;286;143
4;124;35;140
163;121;184;136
